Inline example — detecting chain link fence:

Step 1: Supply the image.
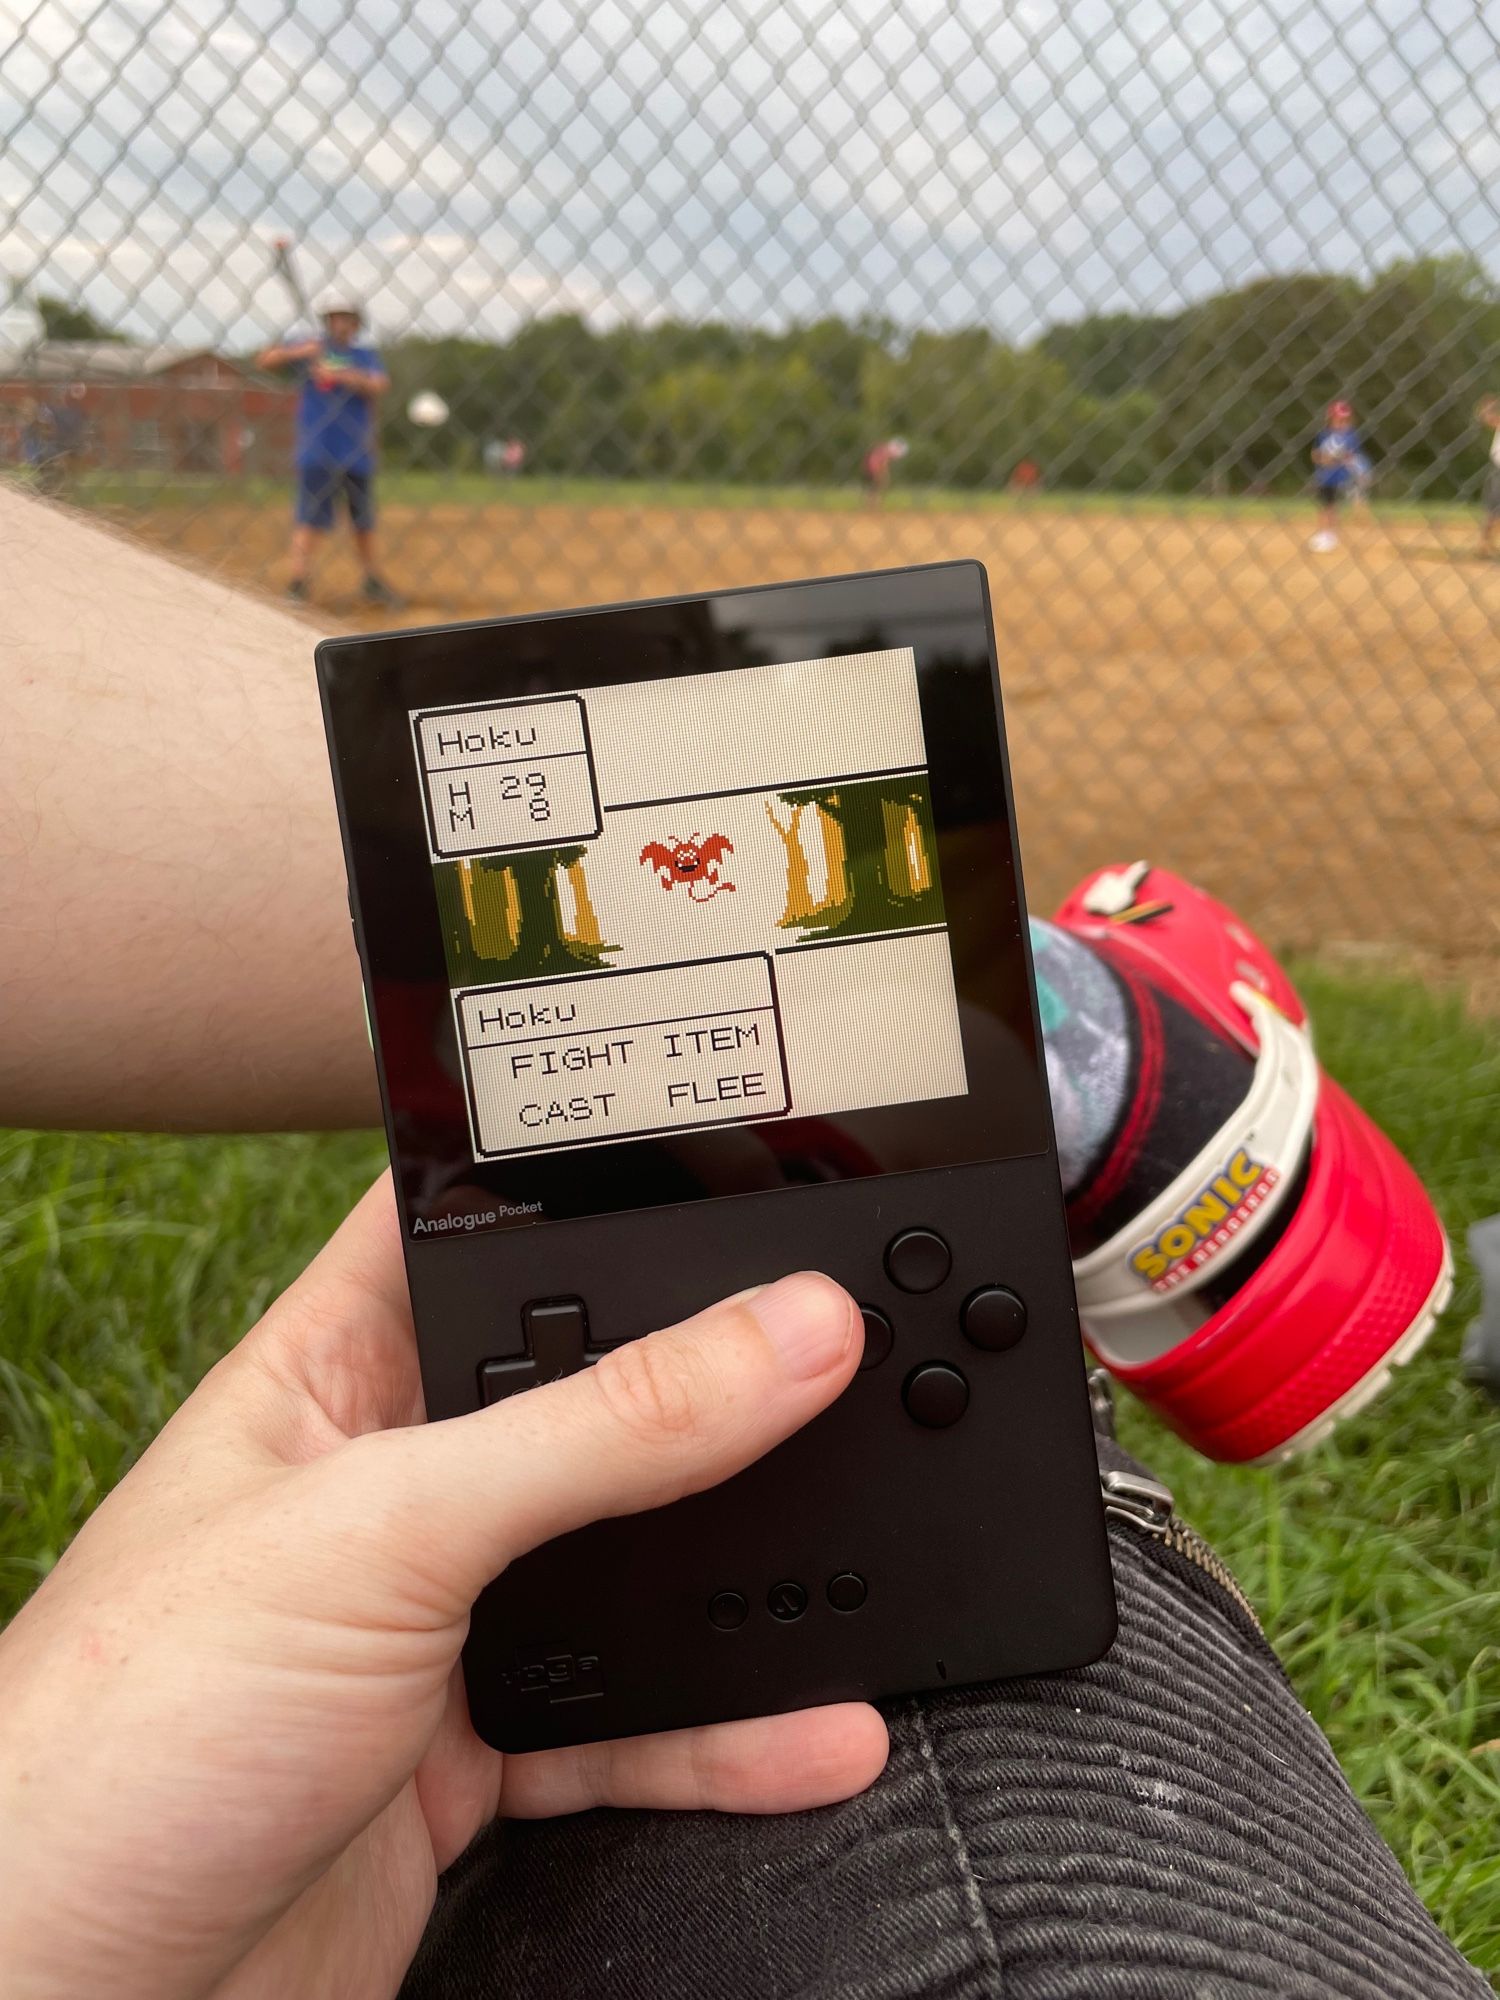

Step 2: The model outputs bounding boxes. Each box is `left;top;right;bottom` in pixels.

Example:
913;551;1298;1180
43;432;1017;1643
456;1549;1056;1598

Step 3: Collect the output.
4;0;1498;959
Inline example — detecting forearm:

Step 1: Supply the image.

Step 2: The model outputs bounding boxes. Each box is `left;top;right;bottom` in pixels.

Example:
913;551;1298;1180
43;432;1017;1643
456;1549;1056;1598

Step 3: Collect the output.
256;342;316;371
0;485;378;1131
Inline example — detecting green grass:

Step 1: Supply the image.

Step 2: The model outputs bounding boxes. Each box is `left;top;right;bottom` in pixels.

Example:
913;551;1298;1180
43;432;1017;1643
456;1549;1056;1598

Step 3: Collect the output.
1117;961;1500;1977
19;464;1482;525
1;963;1497;1974
0;1130;386;1586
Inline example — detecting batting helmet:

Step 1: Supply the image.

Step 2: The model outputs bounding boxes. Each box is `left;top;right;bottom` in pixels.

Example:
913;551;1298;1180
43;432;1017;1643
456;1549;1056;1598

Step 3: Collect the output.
315;289;364;323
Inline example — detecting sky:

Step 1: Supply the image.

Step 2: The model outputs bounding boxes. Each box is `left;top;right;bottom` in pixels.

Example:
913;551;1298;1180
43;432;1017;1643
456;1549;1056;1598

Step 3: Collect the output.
2;0;1498;350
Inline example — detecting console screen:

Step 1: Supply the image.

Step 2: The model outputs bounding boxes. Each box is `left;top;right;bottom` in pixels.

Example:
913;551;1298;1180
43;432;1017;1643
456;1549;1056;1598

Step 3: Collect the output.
409;648;969;1164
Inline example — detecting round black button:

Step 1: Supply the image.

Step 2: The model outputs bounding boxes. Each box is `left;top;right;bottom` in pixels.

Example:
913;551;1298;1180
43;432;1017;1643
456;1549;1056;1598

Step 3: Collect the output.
827;1571;867;1612
885;1228;952;1293
859;1307;894;1370
767;1580;807;1621
903;1361;970;1428
708;1590;748;1630
961;1285;1028;1352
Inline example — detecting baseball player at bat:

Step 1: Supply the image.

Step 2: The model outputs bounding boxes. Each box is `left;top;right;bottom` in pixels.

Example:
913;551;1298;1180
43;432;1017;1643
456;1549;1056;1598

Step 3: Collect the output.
1307;397;1371;553
256;286;400;607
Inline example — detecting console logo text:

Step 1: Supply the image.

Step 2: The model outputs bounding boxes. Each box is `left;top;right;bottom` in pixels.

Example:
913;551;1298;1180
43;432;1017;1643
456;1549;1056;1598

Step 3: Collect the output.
411;1200;543;1236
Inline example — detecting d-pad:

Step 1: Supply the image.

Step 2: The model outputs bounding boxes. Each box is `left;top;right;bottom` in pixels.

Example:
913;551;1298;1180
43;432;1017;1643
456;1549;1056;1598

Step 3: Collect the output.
478;1298;610;1403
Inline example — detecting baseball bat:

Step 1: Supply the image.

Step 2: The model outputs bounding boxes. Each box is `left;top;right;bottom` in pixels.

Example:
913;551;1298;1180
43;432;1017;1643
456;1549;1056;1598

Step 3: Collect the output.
270;235;313;334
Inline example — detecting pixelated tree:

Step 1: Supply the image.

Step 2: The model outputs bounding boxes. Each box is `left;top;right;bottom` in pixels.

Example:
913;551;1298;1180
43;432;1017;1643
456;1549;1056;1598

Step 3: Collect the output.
432;846;615;985
776;774;944;940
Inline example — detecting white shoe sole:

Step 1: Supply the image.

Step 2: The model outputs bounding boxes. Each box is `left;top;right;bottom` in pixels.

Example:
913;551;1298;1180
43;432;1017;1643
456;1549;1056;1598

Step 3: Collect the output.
1251;1234;1455;1464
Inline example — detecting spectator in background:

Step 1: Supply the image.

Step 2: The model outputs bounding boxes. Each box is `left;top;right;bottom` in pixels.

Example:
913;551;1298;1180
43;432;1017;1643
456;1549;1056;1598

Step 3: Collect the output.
483;435;527;477
860;435;908;503
1476;395;1500;556
256;290;400;607
44;383;87;495
18;397;57;489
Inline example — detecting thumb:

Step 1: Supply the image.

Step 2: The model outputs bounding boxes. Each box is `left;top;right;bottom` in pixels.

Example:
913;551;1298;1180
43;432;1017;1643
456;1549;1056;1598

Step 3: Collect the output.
346;1273;860;1610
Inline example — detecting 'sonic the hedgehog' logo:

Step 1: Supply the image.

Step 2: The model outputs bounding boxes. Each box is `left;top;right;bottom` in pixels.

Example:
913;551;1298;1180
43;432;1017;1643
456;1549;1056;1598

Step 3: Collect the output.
1130;1149;1280;1293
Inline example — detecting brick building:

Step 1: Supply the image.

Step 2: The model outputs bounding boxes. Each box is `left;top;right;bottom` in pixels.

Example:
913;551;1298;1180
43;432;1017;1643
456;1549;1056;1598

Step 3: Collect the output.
0;341;296;475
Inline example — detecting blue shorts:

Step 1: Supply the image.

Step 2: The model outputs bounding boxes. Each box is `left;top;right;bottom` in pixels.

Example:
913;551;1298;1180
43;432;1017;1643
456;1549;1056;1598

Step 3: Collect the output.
295;465;376;531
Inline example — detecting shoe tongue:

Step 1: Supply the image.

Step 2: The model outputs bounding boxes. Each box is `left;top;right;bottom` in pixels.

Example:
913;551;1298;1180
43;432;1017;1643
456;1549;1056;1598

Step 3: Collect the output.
1064;962;1256;1259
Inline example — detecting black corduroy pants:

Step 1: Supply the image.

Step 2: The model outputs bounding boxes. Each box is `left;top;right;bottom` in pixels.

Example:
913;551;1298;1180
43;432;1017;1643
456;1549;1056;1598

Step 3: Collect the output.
403;1437;1485;1999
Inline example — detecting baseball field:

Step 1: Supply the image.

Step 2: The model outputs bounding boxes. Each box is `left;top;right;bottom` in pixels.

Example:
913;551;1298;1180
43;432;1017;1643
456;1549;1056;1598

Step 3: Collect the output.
10;474;1500;1974
95;476;1500;966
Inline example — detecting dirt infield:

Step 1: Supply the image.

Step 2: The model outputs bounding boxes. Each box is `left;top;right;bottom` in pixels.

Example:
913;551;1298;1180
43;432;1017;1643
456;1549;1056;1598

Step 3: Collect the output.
119;490;1500;960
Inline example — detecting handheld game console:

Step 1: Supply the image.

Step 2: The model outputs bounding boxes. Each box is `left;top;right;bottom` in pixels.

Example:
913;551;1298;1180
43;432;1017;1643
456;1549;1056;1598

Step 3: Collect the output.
317;561;1115;1751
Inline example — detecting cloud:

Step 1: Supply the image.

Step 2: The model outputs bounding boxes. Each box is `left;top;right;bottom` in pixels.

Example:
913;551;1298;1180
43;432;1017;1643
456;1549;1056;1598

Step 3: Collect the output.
2;0;1497;349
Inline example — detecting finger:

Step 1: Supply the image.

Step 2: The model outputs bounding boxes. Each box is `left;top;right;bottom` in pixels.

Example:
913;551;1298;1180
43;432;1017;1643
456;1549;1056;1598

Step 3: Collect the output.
497;1703;889;1819
348;1270;860;1604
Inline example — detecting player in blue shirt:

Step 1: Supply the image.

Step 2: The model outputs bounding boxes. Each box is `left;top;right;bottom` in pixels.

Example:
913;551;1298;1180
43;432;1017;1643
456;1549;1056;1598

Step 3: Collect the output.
257;291;399;605
1308;398;1371;553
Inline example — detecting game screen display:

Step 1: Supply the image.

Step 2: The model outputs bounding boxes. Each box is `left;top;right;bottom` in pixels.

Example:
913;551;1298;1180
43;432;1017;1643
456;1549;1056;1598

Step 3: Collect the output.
409;647;969;1165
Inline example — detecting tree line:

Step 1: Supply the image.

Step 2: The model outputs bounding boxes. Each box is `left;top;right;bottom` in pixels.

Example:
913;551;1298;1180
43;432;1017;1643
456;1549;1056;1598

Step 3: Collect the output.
37;254;1500;496
380;256;1499;497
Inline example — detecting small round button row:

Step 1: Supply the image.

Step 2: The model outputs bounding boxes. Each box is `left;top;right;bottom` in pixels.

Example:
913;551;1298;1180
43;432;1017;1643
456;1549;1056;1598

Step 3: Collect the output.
708;1574;868;1625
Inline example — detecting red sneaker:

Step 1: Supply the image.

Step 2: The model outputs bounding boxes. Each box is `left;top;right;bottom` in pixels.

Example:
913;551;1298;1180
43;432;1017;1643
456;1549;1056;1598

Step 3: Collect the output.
1054;862;1452;1463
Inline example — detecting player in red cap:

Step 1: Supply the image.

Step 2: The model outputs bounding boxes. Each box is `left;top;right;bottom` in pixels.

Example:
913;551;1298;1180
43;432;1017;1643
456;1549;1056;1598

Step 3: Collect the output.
1308;397;1371;552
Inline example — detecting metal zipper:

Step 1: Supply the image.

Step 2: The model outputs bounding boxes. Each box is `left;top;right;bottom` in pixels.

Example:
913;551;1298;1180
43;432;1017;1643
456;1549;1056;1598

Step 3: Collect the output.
1099;1463;1264;1635
1088;1368;1264;1633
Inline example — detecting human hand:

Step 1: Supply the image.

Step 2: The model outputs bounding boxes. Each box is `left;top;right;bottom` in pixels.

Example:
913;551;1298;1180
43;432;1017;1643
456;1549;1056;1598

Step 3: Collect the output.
0;1177;884;2000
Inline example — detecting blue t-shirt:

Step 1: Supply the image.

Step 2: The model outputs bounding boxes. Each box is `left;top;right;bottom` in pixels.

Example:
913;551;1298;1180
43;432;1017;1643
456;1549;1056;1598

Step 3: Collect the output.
295;341;382;473
1314;425;1363;488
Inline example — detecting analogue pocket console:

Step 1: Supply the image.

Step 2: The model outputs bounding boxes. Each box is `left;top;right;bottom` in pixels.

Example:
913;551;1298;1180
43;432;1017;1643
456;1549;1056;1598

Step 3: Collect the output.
318;561;1115;1751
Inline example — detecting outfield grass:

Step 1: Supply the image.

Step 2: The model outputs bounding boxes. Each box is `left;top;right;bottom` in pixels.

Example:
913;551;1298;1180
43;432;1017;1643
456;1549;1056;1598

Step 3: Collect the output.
1;962;1497;1975
28;464;1484;525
